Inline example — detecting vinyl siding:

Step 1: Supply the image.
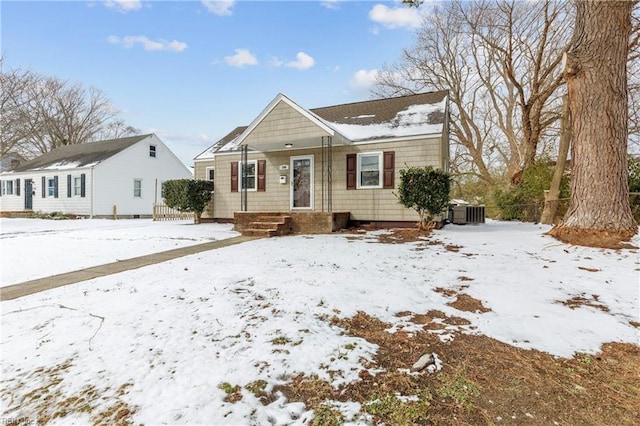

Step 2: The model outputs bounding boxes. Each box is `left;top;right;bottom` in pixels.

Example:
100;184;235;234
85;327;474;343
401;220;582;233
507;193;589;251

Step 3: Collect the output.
211;136;444;222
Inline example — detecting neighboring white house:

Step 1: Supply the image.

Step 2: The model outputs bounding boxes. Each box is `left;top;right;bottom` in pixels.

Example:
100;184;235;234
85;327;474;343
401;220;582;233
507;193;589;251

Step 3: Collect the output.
0;134;192;218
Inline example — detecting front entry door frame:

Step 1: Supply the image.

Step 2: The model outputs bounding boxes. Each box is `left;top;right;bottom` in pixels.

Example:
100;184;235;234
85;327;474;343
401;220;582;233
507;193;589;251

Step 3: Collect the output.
290;155;314;210
24;179;33;210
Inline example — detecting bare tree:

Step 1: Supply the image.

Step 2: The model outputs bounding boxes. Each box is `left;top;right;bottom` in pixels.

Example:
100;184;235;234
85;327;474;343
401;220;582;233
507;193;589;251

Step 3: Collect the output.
1;63;137;160
549;1;636;245
379;0;572;183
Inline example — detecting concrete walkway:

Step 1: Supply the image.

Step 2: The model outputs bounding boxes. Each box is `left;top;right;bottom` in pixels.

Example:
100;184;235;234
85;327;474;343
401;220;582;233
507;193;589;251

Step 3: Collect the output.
0;235;259;302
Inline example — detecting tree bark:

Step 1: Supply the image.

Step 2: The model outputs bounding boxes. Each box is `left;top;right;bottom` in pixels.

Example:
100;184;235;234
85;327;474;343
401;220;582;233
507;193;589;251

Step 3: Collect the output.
549;1;637;247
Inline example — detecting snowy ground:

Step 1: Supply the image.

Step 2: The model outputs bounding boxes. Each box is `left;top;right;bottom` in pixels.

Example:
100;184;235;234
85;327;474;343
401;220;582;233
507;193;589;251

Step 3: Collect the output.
1;219;638;424
0;218;239;286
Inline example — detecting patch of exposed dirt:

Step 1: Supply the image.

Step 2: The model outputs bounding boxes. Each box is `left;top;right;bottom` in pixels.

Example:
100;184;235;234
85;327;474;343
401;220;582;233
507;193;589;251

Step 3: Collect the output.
559;294;610;312
374;228;433;244
447;293;492;313
277;311;640;425
547;226;638;249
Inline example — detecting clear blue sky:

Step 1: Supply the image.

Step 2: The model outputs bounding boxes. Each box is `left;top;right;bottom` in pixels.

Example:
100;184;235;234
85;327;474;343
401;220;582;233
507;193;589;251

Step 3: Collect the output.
1;0;427;168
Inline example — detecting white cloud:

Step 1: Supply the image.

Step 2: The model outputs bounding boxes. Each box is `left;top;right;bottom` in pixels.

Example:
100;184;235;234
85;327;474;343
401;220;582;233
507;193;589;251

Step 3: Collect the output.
349;69;379;95
104;0;143;13
285;52;315;71
224;48;258;67
202;0;235;16
321;0;341;10
369;4;422;29
107;35;187;52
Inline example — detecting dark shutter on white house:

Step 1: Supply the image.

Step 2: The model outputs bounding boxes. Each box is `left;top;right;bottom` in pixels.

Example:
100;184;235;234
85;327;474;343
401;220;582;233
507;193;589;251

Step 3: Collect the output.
80;173;86;198
42;176;46;198
53;176;59;198
16;179;20;196
67;175;72;197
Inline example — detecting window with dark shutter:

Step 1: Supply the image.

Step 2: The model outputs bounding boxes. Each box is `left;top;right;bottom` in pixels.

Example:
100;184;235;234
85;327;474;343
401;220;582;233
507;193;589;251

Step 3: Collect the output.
67;175;72;197
257;160;266;192
80;173;86;198
230;162;239;192
383;151;395;189
53;176;59;198
42;176;46;198
16;179;20;196
346;154;356;190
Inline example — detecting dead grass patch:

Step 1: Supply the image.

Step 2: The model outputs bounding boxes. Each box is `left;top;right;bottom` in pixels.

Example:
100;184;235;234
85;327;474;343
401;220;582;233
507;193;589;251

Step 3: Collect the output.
559;294;610;312
2;360;137;425
447;294;492;313
275;311;640;425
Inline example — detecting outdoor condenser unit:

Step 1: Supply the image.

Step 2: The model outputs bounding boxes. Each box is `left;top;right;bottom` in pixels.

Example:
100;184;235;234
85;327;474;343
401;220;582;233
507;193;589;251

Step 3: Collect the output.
450;205;486;225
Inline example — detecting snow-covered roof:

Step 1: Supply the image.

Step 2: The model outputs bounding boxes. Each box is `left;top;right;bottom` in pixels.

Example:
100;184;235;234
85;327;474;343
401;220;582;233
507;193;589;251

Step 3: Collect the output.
197;90;449;156
8;134;152;173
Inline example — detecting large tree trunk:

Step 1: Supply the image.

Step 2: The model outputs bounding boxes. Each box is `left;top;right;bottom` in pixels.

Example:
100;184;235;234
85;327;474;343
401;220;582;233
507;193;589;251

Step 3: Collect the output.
549;1;637;247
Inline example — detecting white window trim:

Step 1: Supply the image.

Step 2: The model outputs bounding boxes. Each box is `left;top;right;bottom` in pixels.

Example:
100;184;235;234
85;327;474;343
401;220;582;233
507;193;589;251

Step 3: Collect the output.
73;176;82;196
1;180;13;195
149;145;157;158
133;179;142;198
205;166;215;192
239;160;257;192
356;152;383;189
47;178;55;197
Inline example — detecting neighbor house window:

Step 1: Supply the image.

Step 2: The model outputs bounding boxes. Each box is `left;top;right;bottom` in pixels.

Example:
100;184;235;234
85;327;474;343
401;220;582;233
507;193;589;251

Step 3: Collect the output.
240;160;257;191
357;152;383;188
48;178;56;196
2;180;13;195
73;177;82;196
149;145;157;158
206;166;215;191
133;179;142;197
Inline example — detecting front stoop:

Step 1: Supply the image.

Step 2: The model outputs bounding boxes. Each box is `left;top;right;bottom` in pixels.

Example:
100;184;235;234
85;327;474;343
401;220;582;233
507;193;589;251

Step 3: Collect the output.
241;215;293;237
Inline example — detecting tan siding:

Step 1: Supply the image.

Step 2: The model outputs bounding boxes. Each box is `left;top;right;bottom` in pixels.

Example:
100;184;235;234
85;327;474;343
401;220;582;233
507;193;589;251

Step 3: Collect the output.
211;136;444;221
193;160;215;180
243;102;328;146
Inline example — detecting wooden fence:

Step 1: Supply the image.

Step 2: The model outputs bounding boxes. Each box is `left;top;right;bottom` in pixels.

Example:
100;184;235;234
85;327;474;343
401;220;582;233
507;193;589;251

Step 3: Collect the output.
153;203;194;221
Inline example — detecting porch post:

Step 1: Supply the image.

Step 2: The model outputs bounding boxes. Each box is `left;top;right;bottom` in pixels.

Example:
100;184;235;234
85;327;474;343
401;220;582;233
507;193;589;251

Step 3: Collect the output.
241;145;248;212
321;136;325;212
327;136;332;212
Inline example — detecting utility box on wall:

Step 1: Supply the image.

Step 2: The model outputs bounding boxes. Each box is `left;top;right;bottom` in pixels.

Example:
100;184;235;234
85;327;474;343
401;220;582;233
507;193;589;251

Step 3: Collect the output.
279;175;287;184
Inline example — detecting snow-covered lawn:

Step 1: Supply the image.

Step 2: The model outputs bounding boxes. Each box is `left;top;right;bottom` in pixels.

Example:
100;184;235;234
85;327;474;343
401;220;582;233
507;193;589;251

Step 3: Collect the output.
1;219;638;424
0;218;239;286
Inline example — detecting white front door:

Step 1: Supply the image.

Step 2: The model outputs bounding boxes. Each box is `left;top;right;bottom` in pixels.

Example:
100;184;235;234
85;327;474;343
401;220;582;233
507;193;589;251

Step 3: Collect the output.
290;155;314;210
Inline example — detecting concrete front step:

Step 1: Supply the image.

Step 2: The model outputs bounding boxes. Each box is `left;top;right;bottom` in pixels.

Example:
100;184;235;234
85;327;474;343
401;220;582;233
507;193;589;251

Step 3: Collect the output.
241;215;293;237
249;222;284;230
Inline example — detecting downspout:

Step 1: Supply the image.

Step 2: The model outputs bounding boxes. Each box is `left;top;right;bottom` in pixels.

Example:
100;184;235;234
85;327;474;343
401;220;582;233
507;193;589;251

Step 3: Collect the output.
90;167;94;218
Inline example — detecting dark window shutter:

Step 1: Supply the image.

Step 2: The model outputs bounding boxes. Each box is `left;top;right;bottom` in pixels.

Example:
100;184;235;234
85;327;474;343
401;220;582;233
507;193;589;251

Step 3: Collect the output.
346;154;356;190
67;175;72;197
16;179;20;196
383;151;395;189
0;181;3;197
42;176;46;198
230;162;239;192
53;176;59;198
80;173;86;198
257;160;266;192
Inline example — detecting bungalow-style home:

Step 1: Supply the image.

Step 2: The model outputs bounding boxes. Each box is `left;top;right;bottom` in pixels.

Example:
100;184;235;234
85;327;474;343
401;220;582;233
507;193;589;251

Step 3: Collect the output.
193;91;450;234
0;134;192;218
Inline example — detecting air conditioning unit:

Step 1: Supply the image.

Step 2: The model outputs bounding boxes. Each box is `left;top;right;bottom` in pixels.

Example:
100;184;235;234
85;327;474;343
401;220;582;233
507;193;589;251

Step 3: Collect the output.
449;205;485;225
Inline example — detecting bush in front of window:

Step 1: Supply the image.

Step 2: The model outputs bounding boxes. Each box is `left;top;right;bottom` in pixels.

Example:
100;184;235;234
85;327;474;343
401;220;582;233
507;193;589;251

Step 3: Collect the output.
162;179;214;224
396;166;450;230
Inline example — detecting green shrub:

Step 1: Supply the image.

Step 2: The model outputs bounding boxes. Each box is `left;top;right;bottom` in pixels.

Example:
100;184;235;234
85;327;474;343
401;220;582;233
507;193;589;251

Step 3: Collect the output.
396;166;451;230
493;160;570;222
162;179;213;223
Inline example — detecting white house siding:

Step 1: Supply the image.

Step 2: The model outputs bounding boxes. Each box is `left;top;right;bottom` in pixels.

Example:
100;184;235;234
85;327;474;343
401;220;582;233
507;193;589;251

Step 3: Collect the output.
0;169;93;215
92;135;191;216
209;136;443;222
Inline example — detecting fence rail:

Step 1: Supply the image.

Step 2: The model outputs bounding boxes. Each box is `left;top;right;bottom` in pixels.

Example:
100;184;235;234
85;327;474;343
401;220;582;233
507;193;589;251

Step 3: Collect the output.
153;203;194;221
